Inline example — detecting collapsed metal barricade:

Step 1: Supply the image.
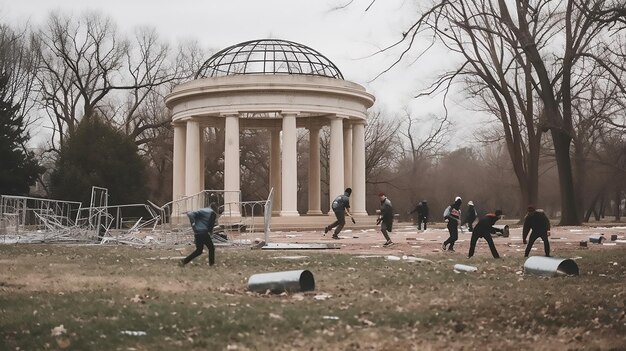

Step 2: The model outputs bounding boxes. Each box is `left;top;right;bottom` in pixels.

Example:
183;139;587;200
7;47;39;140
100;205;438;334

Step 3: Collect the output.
1;187;273;247
154;188;274;246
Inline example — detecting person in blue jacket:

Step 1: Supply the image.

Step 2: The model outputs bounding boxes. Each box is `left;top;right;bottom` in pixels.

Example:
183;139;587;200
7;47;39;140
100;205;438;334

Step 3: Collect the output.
180;203;218;266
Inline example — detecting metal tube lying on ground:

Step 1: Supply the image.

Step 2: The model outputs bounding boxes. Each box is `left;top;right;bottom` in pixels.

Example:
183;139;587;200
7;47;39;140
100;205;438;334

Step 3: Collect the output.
589;235;605;244
247;270;315;293
523;256;579;277
454;264;478;272
492;225;510;237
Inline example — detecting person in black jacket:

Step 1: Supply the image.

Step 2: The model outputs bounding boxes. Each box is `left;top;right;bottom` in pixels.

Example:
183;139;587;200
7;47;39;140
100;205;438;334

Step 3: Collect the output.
442;196;462;252
180;203;218;267
461;201;477;232
467;210;504;258
522;205;551;257
324;188;353;239
376;192;394;247
410;200;429;230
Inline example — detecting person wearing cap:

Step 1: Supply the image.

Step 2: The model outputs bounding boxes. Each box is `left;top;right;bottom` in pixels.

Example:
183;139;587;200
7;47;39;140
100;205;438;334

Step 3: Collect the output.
522;205;551;257
461;201;478;232
376;192;394;247
324;188;353;239
442;196;462;252
467;210;504;258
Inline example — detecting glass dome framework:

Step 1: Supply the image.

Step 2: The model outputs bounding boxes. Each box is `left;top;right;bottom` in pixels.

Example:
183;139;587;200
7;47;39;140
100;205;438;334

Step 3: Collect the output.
195;39;344;80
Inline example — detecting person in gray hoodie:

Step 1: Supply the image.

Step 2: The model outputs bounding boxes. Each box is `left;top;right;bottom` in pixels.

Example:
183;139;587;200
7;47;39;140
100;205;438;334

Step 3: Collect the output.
180;203;218;266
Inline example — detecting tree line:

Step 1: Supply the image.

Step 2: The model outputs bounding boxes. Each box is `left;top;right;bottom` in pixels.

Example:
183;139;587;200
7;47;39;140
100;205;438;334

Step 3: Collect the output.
1;4;625;223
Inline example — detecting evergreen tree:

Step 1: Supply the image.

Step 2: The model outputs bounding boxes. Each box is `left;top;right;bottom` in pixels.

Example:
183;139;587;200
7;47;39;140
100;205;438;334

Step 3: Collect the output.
0;74;43;195
50;115;148;206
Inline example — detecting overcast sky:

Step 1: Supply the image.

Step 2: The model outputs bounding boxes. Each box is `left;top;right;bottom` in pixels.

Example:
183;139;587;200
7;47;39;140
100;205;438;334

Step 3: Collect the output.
2;0;487;145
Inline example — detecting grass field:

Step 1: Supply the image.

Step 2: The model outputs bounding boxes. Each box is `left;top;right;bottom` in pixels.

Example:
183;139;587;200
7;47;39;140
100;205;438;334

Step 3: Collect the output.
1;244;625;350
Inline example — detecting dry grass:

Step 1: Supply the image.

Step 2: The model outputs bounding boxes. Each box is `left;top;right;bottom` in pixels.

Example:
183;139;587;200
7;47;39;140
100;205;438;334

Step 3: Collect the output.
1;244;625;350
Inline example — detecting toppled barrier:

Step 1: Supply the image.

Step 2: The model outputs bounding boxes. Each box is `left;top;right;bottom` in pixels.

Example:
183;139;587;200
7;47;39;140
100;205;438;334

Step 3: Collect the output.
248;269;315;293
523;256;579;277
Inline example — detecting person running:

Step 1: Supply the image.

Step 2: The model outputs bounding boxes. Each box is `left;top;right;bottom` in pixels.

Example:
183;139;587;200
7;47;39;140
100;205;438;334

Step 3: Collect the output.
461;201;478;232
324;188;353;239
467;210;504;259
410;200;429;230
180;203;218;267
442;196;462;252
376;192;394;247
522;205;551;257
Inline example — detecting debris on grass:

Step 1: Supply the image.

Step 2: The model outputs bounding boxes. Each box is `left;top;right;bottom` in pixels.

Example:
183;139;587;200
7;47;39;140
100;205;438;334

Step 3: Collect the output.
120;330;147;336
51;324;66;336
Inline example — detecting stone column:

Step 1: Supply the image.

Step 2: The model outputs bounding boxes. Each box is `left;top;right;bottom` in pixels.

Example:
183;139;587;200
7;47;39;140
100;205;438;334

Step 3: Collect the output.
223;114;241;217
352;121;367;215
185;119;202;209
198;125;205;193
307;126;322;214
343;123;353;188
172;122;186;202
270;128;282;215
281;112;299;216
329;116;345;211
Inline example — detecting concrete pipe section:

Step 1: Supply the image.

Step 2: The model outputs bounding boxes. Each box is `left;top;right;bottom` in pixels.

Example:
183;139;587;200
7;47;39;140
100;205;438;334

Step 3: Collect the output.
248;269;315;294
523;256;579;277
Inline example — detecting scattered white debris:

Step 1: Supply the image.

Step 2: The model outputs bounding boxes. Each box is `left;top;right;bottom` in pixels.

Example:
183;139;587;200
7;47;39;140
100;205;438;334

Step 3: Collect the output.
453;264;478;273
51;325;66;336
385;255;402;261
120;330;147;336
313;293;332;301
322;315;340;320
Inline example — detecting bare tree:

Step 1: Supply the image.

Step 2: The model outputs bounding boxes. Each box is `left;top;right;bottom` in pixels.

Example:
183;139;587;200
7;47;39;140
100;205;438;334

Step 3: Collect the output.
361;0;626;224
0;23;39;131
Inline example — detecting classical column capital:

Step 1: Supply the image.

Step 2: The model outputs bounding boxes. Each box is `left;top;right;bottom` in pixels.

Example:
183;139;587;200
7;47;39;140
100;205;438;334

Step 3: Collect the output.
280;110;301;117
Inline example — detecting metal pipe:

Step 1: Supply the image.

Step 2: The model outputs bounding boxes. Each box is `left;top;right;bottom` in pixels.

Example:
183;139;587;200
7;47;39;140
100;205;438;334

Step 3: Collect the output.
589;235;605;244
247;269;315;293
453;264;478;272
492;225;509;237
523;256;579;277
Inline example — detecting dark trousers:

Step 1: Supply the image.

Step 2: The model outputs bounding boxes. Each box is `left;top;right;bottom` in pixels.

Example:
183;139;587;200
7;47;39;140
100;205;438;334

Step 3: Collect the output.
326;211;346;236
443;222;459;250
381;222;391;241
417;216;427;230
467;222;474;232
183;233;215;265
468;231;500;258
525;232;550;257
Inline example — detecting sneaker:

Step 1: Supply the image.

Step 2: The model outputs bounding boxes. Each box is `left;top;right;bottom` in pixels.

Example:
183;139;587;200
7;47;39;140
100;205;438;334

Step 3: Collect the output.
324;227;330;235
448;248;455;252
332;235;340;240
383;241;393;247
441;242;447;251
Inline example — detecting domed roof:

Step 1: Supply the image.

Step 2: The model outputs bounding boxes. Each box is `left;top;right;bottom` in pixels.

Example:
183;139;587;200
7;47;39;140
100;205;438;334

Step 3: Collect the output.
195;39;344;80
